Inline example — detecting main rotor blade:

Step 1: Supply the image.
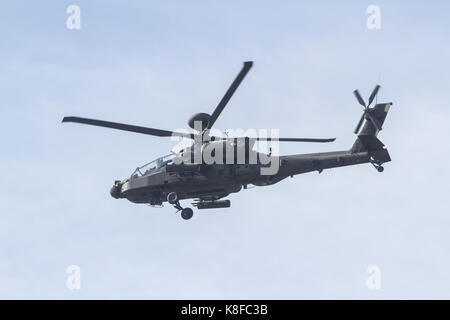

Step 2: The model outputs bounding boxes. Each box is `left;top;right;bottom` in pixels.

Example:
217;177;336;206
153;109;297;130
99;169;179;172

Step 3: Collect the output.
210;136;335;143
354;113;365;134
254;137;336;143
368;85;381;106
62;116;195;139
353;89;366;107
207;61;253;130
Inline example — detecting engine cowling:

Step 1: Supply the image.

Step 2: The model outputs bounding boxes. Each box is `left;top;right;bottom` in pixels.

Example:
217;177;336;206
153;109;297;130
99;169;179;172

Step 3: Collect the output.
174;138;257;165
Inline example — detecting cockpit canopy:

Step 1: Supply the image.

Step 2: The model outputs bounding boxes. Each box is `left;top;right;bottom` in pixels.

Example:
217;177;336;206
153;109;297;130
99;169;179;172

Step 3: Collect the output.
131;154;174;178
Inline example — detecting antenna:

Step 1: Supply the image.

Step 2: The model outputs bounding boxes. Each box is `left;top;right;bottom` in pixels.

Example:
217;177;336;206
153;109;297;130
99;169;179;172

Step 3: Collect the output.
376;72;382;104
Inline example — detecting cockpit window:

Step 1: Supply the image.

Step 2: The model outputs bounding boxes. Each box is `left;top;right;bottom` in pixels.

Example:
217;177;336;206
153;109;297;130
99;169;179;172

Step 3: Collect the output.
131;154;173;178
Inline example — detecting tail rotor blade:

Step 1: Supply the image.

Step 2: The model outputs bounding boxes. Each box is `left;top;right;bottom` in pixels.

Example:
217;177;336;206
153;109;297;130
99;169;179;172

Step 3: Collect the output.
354;114;365;134
368;85;381;106
367;113;382;131
353;90;366;107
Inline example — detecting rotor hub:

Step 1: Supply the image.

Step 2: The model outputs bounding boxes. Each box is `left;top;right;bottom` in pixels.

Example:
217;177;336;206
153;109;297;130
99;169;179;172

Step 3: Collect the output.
187;112;211;131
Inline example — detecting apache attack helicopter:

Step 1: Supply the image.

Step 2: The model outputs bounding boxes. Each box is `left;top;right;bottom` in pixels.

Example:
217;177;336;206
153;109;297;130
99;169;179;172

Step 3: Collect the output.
62;61;392;220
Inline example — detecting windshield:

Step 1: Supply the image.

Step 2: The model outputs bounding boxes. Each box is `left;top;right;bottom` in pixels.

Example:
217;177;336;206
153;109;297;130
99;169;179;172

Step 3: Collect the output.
131;154;173;178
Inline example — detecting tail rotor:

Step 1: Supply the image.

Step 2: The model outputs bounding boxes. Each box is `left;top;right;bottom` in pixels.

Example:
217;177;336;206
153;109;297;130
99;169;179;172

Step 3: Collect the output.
353;85;382;134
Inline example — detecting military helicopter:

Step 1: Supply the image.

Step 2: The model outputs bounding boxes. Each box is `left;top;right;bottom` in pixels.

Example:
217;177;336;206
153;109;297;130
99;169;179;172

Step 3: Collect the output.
62;61;392;220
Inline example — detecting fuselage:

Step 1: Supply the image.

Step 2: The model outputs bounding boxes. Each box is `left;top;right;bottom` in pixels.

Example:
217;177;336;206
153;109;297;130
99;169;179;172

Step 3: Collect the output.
112;150;372;205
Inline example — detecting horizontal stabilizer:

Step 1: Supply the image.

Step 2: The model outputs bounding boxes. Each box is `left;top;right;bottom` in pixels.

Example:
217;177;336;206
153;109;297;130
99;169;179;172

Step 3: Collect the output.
357;135;391;163
371;149;391;163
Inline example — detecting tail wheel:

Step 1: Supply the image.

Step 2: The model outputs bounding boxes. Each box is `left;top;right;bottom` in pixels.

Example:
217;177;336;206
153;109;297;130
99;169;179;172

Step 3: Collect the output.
167;192;178;204
181;208;194;220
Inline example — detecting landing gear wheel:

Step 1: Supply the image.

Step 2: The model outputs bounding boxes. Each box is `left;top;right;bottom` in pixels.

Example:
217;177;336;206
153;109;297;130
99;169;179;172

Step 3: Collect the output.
377;166;384;173
167;192;178;204
181;208;194;220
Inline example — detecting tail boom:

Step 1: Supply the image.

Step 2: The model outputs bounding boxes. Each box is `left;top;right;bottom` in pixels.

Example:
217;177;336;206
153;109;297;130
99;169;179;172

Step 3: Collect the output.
276;102;393;177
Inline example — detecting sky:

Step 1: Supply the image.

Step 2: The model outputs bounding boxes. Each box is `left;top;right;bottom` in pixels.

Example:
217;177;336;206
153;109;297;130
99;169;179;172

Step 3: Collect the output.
1;0;450;299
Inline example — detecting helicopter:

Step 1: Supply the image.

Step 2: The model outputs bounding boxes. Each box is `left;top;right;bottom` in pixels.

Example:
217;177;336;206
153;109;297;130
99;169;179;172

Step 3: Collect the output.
62;61;392;220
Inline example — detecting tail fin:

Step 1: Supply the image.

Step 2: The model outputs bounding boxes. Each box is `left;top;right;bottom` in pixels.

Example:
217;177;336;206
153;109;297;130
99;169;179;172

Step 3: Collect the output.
351;103;392;163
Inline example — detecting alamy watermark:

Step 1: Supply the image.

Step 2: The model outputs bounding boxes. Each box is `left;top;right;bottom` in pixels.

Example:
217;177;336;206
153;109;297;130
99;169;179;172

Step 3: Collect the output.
170;121;280;175
66;265;81;290
366;5;381;30
66;5;81;30
366;265;381;290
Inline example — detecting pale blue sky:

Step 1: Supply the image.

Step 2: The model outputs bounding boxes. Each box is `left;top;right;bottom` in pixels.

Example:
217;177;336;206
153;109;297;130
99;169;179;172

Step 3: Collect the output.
1;0;450;299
